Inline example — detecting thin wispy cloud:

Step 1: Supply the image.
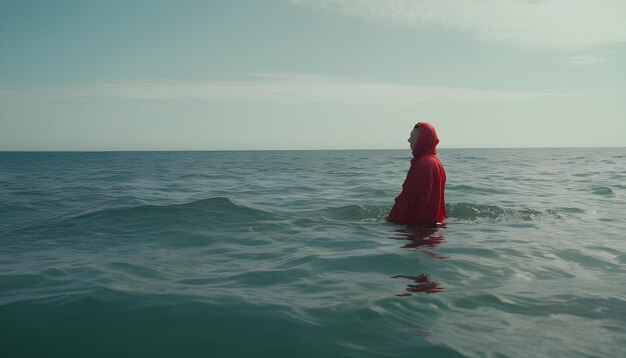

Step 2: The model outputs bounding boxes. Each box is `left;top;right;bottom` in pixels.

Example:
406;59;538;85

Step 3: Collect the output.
291;0;626;51
565;54;606;66
1;74;553;104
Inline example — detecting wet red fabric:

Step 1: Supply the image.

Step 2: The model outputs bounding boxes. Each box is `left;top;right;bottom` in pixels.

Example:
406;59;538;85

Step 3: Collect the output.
387;122;447;225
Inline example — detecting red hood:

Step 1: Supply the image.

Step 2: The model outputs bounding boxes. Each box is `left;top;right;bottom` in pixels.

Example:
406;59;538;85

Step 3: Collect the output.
412;122;440;157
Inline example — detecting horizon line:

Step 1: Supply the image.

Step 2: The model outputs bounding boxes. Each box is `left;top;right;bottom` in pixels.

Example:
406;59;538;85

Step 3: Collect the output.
1;146;624;153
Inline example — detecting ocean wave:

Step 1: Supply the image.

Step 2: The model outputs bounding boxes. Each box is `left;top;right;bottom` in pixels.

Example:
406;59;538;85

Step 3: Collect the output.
446;203;560;222
5;198;570;237
0;201;37;213
321;204;390;222
589;186;615;197
446;184;508;195
319;202;563;223
3;197;278;236
73;197;277;223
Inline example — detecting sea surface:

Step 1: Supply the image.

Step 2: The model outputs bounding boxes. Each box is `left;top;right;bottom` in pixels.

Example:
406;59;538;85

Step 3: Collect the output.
1;148;625;357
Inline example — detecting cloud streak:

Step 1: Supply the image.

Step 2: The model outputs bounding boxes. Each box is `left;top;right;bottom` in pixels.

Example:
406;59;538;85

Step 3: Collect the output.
565;54;605;66
8;73;550;104
291;0;626;50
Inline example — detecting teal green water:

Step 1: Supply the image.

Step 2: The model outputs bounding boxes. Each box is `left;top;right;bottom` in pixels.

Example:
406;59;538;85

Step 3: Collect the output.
1;148;625;357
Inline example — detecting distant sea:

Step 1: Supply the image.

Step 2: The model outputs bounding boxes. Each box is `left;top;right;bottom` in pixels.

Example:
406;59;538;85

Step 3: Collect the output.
1;148;625;357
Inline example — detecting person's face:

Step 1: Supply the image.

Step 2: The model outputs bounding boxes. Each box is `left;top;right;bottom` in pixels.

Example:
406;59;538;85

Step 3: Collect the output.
408;127;420;151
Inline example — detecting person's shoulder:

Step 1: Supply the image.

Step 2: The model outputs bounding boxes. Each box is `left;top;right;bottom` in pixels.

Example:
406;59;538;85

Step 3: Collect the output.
413;154;440;165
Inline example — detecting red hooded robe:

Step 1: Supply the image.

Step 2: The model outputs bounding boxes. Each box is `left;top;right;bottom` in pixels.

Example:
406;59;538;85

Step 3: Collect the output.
387;122;447;225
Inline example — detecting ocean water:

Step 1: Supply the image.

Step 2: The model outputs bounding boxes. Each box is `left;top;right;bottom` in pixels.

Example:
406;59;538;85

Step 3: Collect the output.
1;148;625;357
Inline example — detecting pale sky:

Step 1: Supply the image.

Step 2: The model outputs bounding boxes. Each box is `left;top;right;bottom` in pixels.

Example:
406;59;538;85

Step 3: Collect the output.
1;0;625;150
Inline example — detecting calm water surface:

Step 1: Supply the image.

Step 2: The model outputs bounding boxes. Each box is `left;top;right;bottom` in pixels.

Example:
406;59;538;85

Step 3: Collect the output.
1;148;625;357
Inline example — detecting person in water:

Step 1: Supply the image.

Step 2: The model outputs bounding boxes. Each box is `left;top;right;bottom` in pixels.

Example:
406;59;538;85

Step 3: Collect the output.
387;122;447;226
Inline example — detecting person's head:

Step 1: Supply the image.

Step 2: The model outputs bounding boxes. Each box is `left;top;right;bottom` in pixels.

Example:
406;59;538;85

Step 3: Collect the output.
409;122;440;157
407;124;420;151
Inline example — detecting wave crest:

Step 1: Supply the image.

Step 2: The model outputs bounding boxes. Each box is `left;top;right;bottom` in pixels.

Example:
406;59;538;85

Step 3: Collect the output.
322;205;389;222
75;197;276;223
320;202;564;223
446;202;559;222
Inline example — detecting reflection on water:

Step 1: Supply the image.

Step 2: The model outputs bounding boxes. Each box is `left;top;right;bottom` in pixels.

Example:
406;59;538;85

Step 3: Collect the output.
392;225;448;259
391;225;447;297
391;273;445;296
